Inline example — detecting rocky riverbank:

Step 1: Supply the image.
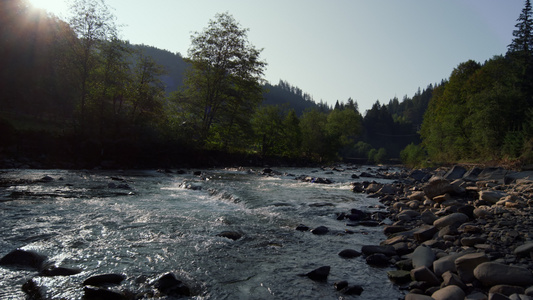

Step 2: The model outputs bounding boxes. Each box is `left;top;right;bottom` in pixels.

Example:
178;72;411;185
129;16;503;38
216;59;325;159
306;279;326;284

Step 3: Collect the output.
353;165;533;300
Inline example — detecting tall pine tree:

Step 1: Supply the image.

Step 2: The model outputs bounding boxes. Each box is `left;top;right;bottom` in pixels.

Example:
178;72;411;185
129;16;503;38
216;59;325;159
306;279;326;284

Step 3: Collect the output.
508;0;533;55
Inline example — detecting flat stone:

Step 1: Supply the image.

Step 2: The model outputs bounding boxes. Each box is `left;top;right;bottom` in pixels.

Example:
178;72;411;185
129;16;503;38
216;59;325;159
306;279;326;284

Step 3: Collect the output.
432;285;466;300
474;262;533;287
414;225;438;242
479;190;506;204
434;213;469;229
514;242;533;257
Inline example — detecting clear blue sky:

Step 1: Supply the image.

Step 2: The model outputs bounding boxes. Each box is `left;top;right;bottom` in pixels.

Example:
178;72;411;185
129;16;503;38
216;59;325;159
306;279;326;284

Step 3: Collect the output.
30;0;525;113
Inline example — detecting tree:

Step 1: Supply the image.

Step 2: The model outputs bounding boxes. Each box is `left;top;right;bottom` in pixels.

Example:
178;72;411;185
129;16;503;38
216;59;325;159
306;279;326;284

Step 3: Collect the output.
508;0;533;55
68;0;117;134
182;12;266;147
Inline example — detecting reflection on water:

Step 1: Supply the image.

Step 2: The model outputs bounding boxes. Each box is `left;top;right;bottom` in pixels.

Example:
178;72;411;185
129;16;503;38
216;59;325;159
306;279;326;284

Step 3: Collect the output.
0;167;403;299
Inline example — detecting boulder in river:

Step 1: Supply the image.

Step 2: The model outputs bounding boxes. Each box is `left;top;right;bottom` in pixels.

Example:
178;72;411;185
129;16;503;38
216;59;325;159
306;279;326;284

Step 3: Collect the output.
83;273;126;286
311;226;329;235
304;266;330;282
83;286;127;300
216;231;243;241
155;272;191;297
0;249;47;270
338;249;362;258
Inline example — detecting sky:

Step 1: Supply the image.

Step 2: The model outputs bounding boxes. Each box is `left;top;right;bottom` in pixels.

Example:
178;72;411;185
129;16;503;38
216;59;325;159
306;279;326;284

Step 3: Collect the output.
29;0;525;113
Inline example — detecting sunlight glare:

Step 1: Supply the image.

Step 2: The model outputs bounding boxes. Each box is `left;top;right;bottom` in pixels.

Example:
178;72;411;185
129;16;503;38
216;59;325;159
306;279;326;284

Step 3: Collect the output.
27;0;69;17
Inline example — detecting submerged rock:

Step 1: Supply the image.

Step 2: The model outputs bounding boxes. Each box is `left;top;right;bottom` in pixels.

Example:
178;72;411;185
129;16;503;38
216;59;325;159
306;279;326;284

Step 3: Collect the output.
83;273;126;286
40;266;82;276
83;286;127;300
216;231;242;241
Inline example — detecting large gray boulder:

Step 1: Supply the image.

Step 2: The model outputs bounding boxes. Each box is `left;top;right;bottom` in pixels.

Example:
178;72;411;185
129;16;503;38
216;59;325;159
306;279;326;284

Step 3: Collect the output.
411;245;435;269
474;262;533;287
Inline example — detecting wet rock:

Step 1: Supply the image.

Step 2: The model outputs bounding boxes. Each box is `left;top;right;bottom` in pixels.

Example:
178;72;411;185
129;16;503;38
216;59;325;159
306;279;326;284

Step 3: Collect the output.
40;266;82;276
83;273;126;286
0;249;47;270
334;280;349;291
361;245;396;256
433;213;469;229
341;284;364;295
305;266;330;282
155;272;191;297
216;231;242;240
338;249;362;258
431;285;466;300
40;175;54;182
295;224;309;231
455;252;489;283
366;253;390;267
311;226;329;235
387;270;412;284
83;286;127;300
411;245;435;269
22;279;44;299
474;262;533;287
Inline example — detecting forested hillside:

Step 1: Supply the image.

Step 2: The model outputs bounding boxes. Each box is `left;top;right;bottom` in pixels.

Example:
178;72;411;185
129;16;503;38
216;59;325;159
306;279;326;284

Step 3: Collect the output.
2;0;532;168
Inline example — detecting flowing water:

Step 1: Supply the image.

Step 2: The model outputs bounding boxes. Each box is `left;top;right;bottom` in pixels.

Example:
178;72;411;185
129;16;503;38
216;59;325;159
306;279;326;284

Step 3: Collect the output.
0;167;404;299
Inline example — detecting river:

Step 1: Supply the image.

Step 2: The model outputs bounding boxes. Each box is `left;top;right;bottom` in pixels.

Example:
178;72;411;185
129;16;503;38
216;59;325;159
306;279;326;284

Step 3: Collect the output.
0;166;404;299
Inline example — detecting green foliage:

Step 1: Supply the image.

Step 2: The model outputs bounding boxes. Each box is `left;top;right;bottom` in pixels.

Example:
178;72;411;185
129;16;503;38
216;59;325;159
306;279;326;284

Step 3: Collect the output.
181;12;266;149
400;143;426;167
